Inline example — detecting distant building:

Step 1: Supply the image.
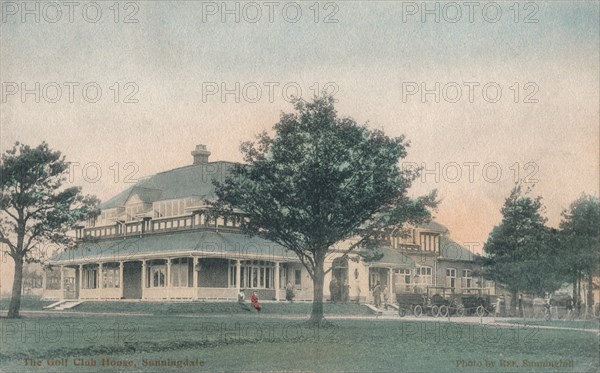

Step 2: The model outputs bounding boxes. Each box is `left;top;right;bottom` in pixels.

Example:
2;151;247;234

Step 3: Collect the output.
43;145;490;303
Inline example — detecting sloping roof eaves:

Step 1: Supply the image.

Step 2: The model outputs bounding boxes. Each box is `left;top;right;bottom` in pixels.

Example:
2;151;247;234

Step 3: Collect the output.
364;247;416;268
417;221;449;233
439;236;480;262
49;230;295;264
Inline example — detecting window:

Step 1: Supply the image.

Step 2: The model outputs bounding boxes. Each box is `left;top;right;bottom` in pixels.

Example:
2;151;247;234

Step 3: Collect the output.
96;208;124;226
102;265;120;288
228;262;237;288
126;203;149;221
153;198;200;218
153;268;165;287
294;269;302;286
416;266;433;286
83;267;98;289
394;269;412;292
146;263;166;288
239;260;275;289
446;268;456;289
171;258;191;287
461;269;472;289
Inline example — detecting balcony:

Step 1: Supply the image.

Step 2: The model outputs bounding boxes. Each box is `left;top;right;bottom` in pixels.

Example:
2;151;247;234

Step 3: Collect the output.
81;213;244;241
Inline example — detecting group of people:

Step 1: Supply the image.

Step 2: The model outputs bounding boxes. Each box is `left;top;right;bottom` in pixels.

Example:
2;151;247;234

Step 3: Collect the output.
371;281;389;310
238;289;262;314
329;277;350;304
237;281;297;315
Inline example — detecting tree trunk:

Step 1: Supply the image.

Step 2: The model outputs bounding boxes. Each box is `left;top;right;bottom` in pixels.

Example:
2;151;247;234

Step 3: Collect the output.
587;275;594;308
509;289;517;316
310;253;325;323
8;256;24;318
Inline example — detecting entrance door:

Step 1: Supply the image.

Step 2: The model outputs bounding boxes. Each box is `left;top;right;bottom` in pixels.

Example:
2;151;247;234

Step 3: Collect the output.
332;258;349;303
63;276;77;299
123;261;142;299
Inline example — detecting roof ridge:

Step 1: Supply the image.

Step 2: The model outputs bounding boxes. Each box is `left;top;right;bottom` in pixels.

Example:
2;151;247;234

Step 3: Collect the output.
154;160;239;176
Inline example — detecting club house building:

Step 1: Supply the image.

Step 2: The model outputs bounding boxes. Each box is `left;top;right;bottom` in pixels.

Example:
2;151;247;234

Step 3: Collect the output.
42;145;492;304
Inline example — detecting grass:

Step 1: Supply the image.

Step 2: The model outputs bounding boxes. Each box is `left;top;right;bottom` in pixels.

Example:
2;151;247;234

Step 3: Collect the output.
505;318;600;330
69;300;373;316
0;314;598;373
0;296;54;311
0;296;373;316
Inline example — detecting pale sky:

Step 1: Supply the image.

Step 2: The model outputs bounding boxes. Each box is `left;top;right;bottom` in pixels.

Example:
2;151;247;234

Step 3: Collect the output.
1;1;598;293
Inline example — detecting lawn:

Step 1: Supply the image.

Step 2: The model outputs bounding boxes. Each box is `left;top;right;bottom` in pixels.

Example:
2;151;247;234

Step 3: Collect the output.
0;296;373;316
69;300;373;316
505;318;600;331
1;314;598;373
0;296;55;311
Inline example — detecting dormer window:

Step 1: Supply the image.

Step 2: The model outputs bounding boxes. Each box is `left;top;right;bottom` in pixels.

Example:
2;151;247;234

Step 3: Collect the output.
153;197;200;218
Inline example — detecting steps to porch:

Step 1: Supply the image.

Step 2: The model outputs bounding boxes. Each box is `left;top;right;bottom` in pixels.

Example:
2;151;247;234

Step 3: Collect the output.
42;300;85;310
364;303;398;317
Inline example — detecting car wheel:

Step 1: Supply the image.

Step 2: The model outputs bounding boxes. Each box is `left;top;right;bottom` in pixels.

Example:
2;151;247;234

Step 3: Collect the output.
439;305;449;317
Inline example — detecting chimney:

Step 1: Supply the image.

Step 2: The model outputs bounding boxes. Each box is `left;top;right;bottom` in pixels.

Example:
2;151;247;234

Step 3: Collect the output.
191;144;211;164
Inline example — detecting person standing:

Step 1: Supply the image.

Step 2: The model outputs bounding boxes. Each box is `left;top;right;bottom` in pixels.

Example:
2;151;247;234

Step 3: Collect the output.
251;291;262;314
342;279;350;304
329;277;338;303
566;295;574;320
382;285;389;310
285;281;295;303
373;281;382;308
518;293;523;318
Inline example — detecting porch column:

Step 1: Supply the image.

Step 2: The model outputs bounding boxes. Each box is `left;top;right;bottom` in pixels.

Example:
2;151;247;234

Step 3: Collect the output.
141;260;146;299
79;264;83;295
166;258;172;299
235;260;241;291
98;263;103;289
42;267;47;290
388;267;393;300
192;257;198;300
59;265;64;298
275;261;280;301
119;262;124;298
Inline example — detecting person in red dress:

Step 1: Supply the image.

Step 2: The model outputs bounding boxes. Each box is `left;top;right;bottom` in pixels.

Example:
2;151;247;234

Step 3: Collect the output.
251;291;261;314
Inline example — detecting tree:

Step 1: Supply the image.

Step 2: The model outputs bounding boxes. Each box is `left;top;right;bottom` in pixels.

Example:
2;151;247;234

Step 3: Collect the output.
483;185;561;313
559;194;599;308
0;142;98;318
213;95;437;322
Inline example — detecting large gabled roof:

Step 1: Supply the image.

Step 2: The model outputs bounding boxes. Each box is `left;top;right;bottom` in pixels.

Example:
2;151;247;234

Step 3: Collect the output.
99;161;237;209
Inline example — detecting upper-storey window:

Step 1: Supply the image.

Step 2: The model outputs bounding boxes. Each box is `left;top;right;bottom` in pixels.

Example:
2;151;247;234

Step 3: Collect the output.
126;203;151;221
390;228;415;249
95;208;125;226
153;197;200;218
419;233;439;252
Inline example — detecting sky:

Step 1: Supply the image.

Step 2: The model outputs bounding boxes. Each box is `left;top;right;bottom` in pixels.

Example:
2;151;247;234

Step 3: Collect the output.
1;1;598;293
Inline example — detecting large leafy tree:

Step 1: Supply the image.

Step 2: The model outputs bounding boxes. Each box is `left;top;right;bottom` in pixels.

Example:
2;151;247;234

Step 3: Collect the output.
483;185;562;313
0;142;98;318
213;95;437;322
559;194;599;307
